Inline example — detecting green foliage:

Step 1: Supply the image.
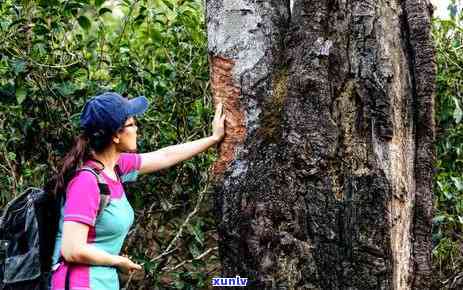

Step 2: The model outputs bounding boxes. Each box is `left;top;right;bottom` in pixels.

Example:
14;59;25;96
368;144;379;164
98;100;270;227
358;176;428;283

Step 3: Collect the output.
0;0;218;288
433;14;463;285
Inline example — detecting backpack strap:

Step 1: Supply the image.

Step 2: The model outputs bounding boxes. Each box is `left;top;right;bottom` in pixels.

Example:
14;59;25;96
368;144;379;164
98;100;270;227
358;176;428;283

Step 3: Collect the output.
65;264;71;290
77;166;111;218
114;164;123;183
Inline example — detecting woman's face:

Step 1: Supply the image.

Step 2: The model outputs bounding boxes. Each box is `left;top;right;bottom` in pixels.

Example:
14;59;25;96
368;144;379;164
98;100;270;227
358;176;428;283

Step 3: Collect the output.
115;117;138;152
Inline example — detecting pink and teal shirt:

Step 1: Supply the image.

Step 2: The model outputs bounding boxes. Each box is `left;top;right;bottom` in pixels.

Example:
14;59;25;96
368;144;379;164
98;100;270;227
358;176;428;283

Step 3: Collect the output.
50;153;141;290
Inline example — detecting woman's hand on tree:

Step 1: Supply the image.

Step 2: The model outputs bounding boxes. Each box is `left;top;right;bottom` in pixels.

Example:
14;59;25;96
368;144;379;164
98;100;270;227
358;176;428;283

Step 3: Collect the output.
212;101;226;142
112;255;142;274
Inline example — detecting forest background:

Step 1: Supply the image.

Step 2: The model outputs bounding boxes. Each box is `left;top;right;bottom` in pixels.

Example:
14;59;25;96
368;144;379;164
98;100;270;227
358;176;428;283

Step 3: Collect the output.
0;0;462;288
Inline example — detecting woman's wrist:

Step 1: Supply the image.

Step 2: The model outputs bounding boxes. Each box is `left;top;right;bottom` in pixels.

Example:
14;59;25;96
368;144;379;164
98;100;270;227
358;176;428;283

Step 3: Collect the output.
210;134;223;143
109;255;121;267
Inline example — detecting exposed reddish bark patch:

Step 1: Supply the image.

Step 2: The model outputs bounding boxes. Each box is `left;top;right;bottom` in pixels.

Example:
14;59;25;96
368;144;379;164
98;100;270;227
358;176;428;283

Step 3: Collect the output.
210;56;246;177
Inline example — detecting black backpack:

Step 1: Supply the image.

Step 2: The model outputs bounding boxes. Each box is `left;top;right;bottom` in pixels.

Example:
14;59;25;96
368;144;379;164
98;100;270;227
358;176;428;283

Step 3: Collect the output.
0;163;122;290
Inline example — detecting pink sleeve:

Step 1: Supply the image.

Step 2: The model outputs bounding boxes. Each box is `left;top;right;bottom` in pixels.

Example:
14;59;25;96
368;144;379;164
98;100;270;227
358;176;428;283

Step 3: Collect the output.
63;171;100;226
117;153;142;182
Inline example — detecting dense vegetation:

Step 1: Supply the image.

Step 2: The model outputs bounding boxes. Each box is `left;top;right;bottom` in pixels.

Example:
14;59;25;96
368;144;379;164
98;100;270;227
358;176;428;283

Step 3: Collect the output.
0;0;218;288
432;11;463;288
1;0;463;288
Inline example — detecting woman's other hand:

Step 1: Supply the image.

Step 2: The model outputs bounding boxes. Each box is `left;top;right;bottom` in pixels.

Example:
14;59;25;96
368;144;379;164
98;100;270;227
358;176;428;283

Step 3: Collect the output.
212;101;226;142
112;255;142;274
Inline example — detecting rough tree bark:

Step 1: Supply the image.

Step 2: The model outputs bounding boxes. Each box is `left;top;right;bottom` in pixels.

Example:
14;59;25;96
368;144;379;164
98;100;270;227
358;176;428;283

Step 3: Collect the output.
206;0;435;289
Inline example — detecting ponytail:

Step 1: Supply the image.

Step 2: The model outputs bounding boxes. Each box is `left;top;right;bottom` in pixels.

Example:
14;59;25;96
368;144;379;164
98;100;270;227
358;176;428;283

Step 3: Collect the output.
45;128;116;197
49;134;92;197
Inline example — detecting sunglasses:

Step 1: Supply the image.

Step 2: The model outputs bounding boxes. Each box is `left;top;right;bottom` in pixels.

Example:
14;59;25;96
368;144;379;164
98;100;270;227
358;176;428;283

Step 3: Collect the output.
121;118;139;129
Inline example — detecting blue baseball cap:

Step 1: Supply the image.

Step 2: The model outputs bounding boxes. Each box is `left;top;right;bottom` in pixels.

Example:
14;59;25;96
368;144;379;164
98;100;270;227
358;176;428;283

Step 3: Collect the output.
80;92;148;136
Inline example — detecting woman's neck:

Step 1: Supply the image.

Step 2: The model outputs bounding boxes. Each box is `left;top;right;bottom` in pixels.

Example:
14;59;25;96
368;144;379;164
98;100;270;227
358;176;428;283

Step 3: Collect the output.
91;146;120;170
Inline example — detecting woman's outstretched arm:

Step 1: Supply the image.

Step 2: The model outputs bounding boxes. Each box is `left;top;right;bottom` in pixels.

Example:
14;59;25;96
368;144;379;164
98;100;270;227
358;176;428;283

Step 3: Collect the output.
139;102;226;175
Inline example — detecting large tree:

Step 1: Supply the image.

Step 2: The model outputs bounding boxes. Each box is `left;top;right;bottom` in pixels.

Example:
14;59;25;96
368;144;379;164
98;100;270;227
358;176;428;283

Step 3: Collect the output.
206;0;436;289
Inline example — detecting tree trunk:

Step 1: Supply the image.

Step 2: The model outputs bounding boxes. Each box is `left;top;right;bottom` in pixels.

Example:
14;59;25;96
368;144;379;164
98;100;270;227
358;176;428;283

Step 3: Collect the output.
206;0;436;289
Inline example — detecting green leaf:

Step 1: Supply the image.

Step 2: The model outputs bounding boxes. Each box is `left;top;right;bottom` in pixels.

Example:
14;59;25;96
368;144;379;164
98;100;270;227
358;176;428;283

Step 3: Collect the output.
161;0;174;10
63;2;84;16
188;242;200;257
77;15;91;31
451;176;463;191
94;0;105;7
437;180;446;191
56;82;78;96
16;87;27;104
134;14;146;25
188;223;204;245
11;60;26;75
151;29;162;42
453;97;463;123
98;7;112;16
7;152;16;161
443;189;453;200
433;214;447;224
70;113;81;129
174;280;184;289
33;24;50;35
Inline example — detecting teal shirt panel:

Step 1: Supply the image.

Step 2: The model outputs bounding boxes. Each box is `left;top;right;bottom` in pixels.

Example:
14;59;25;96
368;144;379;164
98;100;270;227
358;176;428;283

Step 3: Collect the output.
90;194;134;290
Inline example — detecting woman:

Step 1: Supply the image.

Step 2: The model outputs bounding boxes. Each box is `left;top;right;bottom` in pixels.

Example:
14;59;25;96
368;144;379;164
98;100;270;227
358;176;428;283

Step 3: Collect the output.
49;92;225;290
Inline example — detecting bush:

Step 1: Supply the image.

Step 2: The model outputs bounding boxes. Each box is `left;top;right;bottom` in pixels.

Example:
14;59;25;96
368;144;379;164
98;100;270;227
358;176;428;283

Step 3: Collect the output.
432;14;463;287
0;0;219;288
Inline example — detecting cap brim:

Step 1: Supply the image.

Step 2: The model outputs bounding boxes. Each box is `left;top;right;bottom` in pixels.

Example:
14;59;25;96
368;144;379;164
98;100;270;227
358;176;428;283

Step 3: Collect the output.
127;96;149;117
